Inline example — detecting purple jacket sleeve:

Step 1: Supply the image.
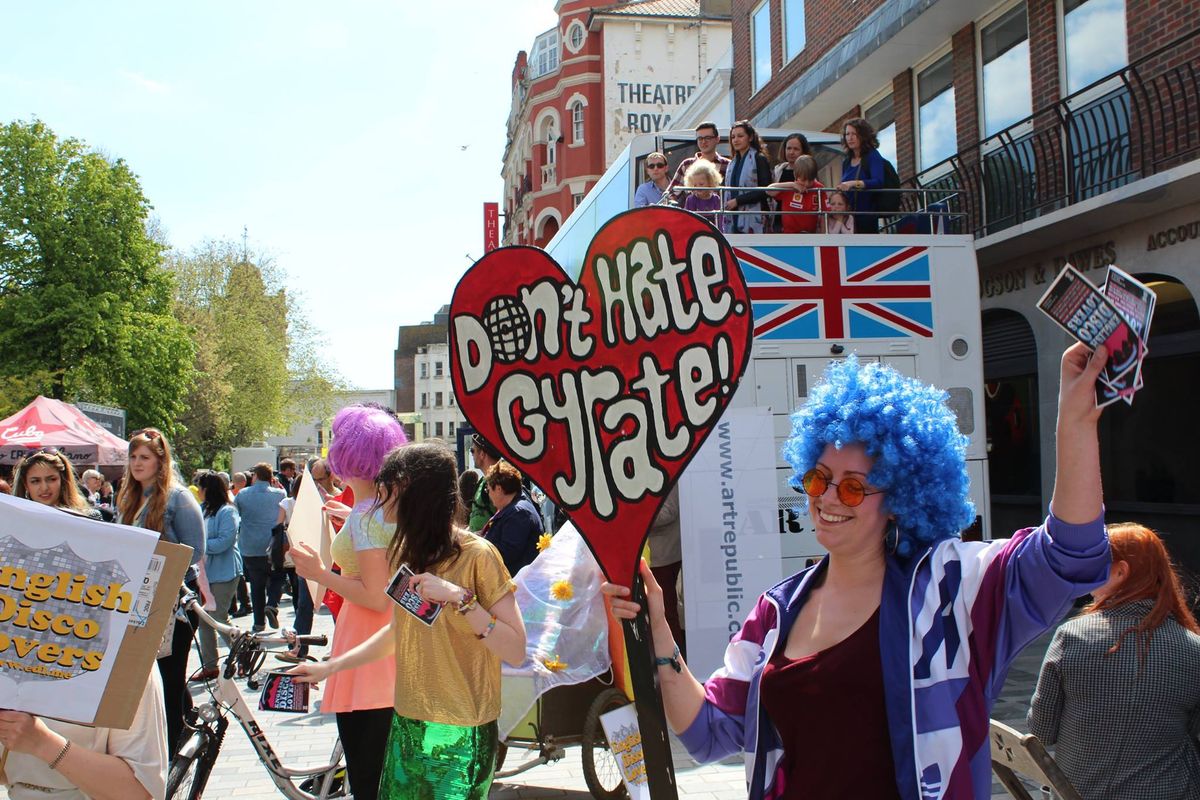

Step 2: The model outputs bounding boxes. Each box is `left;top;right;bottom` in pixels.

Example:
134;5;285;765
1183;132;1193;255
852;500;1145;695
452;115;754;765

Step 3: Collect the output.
987;512;1109;697
675;594;779;763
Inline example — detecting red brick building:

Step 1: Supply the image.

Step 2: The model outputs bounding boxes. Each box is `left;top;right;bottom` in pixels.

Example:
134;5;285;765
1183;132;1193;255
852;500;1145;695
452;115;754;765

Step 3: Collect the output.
502;0;731;247
730;0;1200;569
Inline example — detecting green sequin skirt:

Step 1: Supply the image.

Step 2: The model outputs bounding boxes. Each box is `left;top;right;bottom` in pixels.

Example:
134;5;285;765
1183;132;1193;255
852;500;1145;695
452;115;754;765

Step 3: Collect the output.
378;712;498;799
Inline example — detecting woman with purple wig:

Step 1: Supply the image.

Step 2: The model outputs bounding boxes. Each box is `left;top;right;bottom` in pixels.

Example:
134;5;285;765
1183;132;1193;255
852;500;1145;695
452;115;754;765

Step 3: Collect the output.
291;404;406;800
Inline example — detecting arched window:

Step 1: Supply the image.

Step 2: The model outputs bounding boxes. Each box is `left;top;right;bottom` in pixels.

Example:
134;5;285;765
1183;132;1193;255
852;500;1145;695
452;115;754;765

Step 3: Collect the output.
546;122;557;166
571;101;585;144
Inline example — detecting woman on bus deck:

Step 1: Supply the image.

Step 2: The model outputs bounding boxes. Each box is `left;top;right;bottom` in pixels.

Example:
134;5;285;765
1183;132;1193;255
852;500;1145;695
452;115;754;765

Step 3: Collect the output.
722;119;772;234
771;133;813;231
115;428;206;756
290;441;525;800
289;404;407;800
836;116;887;233
603;342;1112;800
13;450;101;518
634;151;672;207
1028;522;1200;799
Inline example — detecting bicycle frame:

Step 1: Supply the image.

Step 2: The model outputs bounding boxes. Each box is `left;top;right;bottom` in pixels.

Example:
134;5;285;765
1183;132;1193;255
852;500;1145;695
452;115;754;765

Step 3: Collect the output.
178;593;345;800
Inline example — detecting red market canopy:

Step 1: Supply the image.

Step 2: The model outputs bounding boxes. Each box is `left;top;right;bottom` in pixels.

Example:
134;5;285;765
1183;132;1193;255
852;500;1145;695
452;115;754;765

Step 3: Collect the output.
0;396;128;467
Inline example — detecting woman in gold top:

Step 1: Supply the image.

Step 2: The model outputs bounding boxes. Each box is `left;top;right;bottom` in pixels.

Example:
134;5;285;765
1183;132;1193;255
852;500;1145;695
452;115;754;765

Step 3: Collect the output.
290;442;526;799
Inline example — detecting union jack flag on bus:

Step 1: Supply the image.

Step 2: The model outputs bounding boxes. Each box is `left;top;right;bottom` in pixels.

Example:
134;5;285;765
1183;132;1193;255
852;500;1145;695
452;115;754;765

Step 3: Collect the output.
736;244;934;340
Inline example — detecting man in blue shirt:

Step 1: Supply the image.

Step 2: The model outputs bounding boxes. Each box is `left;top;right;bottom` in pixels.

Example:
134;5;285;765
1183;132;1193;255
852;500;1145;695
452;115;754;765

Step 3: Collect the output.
235;462;287;631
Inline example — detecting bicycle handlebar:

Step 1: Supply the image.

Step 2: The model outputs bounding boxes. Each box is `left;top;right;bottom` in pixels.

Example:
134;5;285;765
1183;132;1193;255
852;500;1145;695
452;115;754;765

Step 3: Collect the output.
180;590;328;648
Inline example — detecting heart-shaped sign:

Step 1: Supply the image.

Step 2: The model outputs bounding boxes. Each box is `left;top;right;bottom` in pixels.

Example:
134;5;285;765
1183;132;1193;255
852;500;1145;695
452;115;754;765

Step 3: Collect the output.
449;206;753;586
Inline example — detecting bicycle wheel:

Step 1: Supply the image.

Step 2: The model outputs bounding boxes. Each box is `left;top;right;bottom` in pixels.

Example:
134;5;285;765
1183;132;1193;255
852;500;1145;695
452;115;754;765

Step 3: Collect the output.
166;728;222;800
581;688;630;800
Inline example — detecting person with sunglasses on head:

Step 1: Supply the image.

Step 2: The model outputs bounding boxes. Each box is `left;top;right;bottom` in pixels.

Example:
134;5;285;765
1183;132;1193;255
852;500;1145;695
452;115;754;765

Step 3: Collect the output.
668;121;730;203
116;428;206;755
634;151;673;207
12;450;101;519
604;343;1113;800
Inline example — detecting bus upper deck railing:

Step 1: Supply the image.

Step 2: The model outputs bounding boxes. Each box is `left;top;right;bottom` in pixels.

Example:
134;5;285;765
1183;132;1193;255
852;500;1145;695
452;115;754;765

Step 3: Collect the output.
657;185;966;234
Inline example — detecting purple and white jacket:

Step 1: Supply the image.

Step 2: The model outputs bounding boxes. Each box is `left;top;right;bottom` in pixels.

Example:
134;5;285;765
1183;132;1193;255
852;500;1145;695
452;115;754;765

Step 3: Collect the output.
678;513;1109;800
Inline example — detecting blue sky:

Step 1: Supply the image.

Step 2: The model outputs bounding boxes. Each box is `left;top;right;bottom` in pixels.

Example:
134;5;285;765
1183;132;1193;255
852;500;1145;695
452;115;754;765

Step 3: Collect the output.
0;1;558;389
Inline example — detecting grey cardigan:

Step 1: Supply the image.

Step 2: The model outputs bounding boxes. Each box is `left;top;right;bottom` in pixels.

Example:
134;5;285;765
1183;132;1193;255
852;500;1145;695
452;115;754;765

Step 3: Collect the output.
1028;600;1200;800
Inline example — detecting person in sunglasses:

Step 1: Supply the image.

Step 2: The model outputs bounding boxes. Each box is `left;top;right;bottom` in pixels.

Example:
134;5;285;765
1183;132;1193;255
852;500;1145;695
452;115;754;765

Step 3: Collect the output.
603;343;1113;800
12;450;101;519
634;151;673;207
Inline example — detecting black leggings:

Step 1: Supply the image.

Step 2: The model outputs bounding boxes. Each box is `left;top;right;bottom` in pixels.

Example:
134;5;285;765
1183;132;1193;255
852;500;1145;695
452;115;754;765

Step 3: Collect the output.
157;608;198;754
336;707;393;800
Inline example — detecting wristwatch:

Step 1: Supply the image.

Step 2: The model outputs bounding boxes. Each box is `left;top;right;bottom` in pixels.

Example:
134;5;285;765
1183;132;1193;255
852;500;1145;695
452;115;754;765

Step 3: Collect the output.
654;644;682;673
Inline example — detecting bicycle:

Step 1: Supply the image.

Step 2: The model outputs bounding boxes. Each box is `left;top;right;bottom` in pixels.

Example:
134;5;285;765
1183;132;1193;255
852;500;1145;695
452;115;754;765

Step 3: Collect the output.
166;591;347;800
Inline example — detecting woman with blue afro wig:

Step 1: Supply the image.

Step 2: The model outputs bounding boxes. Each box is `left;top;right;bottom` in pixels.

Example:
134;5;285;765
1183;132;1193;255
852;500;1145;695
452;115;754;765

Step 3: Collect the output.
605;344;1114;800
781;356;974;557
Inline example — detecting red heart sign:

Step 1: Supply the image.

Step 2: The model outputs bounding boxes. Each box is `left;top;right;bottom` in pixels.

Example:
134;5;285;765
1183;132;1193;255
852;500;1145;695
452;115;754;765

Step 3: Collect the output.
449;206;753;586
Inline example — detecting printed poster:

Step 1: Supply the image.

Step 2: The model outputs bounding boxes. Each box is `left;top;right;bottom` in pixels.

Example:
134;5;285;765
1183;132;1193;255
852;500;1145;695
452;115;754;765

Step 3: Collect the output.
0;493;159;723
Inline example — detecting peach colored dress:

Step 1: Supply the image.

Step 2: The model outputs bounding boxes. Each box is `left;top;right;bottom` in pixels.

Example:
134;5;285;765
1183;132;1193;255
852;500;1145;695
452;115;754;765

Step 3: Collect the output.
321;502;396;713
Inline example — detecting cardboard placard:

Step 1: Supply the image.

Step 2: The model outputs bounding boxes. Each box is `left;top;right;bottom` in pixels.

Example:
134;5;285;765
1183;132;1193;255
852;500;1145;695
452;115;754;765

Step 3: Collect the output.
0;494;190;729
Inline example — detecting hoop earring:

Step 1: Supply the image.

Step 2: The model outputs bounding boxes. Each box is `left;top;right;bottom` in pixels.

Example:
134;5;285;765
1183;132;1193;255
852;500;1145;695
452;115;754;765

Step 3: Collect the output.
884;520;899;556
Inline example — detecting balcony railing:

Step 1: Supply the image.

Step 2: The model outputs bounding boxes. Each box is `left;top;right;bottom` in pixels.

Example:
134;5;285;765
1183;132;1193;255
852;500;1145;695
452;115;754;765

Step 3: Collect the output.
909;27;1200;238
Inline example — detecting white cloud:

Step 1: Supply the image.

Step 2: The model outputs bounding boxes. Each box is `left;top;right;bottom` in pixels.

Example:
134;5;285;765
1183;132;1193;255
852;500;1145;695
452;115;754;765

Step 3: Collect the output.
119;70;170;95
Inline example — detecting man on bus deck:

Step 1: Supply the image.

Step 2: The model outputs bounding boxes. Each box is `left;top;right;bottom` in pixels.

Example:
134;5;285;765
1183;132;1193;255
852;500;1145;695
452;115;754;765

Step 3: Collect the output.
668;121;730;204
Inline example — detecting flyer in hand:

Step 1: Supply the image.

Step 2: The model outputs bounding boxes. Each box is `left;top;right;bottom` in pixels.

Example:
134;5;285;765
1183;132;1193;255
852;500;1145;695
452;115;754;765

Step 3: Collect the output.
1037;264;1155;407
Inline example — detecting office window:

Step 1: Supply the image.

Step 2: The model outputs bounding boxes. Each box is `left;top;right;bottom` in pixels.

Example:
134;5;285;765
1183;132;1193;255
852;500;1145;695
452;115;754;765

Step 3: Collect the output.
420;392;428;408
448;421;456;436
751;1;772;93
1063;0;1127;94
435;421;444;437
434;361;444;377
423;423;429;438
572;101;585;143
783;0;806;63
573;192;585;208
917;53;957;170
864;93;897;169
435;391;444;407
419;362;428;379
980;3;1032;136
449;392;456;406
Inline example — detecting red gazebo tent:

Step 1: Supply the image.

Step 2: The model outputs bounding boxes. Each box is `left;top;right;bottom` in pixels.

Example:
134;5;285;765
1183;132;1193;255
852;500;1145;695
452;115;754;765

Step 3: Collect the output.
0;396;128;467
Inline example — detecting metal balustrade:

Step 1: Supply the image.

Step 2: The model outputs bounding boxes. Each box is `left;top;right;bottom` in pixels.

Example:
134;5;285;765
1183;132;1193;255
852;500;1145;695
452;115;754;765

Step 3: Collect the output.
909;27;1200;238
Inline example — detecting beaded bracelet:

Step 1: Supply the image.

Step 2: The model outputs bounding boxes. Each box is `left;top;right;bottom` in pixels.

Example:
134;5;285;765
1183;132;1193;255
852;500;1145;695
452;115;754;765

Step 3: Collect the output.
48;739;72;770
476;615;497;640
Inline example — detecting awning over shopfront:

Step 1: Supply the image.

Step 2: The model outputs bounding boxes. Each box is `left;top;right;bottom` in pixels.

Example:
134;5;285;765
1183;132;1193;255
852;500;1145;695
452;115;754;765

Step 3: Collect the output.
0;396;129;467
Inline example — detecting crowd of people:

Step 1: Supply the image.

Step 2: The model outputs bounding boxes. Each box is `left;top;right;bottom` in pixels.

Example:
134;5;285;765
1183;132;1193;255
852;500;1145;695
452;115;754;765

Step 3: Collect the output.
1;350;1199;799
636;118;898;234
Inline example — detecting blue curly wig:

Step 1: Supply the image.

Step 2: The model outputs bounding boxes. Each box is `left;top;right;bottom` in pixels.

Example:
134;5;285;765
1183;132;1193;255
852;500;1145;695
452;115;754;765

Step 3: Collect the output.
781;357;975;557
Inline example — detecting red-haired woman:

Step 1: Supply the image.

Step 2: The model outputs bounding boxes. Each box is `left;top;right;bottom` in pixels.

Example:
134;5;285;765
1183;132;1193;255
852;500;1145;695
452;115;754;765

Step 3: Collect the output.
1029;523;1200;799
116;428;206;754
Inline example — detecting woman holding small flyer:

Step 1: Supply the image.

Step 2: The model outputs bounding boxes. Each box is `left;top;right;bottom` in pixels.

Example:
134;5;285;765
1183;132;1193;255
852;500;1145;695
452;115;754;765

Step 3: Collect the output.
290;441;526;799
289;405;406;800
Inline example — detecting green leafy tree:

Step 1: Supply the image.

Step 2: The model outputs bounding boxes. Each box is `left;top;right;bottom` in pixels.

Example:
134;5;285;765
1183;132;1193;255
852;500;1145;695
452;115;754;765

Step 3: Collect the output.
0;119;194;431
168;241;342;471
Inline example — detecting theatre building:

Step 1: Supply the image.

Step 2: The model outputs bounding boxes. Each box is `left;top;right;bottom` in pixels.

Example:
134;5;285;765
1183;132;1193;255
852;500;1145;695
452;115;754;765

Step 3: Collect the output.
501;0;731;247
732;0;1200;570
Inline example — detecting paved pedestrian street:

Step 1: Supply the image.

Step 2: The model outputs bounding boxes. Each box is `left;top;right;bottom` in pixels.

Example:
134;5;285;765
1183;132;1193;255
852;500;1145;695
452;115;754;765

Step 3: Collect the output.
1;600;1065;800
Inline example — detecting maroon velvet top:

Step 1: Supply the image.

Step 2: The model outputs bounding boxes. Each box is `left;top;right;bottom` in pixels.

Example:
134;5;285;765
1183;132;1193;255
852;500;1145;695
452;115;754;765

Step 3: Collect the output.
759;608;903;799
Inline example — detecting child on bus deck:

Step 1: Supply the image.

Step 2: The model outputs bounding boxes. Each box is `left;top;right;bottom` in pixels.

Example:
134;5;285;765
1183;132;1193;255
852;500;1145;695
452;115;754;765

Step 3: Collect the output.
681;159;723;225
826;190;855;234
766;155;824;234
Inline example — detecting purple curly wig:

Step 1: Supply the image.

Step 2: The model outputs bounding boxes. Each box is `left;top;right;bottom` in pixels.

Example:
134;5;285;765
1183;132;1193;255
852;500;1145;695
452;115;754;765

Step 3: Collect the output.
326;405;408;482
781;357;975;556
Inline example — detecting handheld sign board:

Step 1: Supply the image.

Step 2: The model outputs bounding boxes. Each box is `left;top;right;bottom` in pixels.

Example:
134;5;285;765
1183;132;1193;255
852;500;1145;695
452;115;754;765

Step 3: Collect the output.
449;206;753;799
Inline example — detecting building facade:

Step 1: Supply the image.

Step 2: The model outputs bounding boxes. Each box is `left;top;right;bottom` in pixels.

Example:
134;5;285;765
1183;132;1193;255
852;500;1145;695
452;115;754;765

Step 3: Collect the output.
412;341;468;442
502;0;732;247
730;0;1200;569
